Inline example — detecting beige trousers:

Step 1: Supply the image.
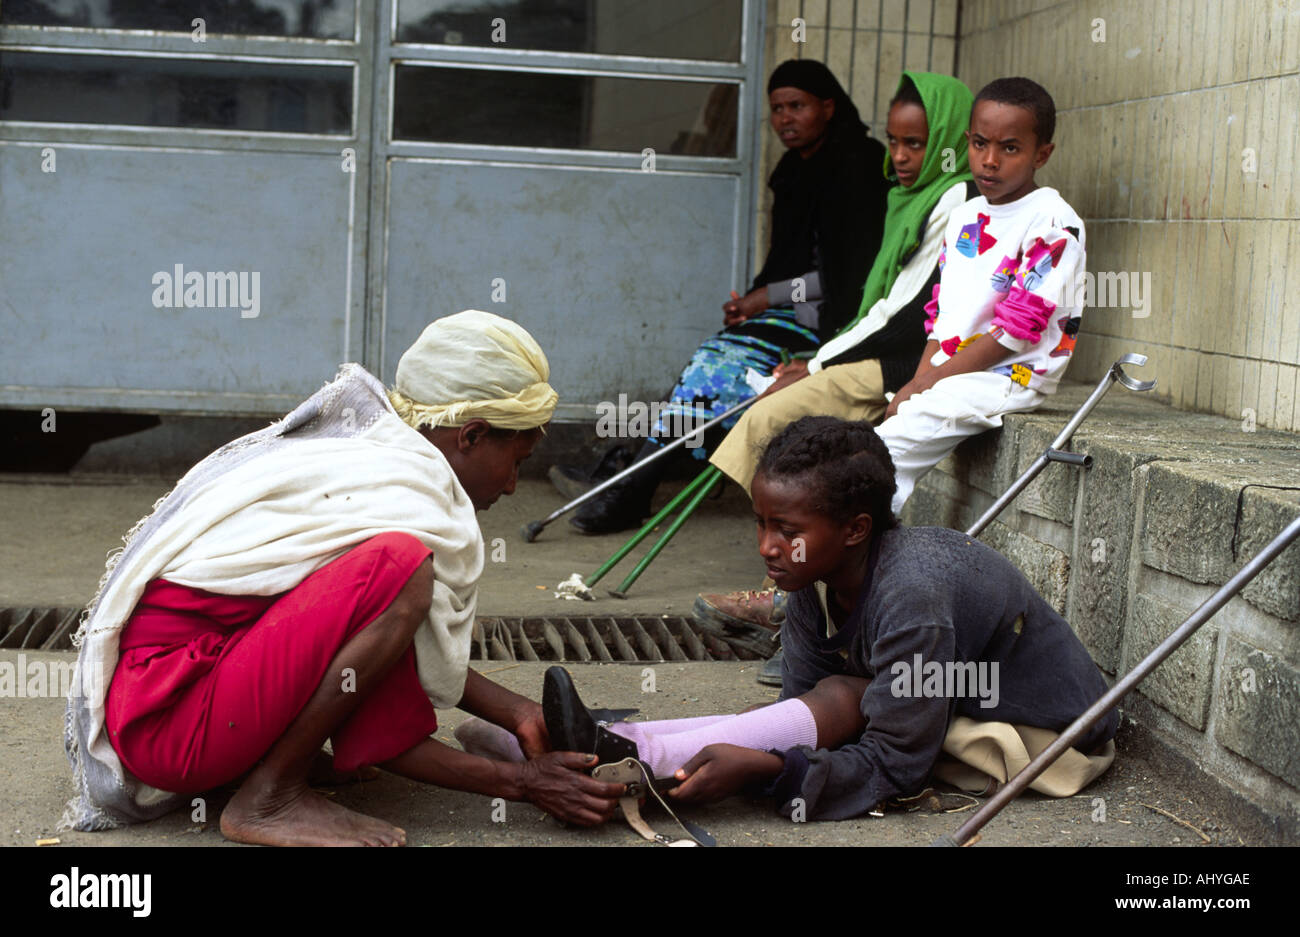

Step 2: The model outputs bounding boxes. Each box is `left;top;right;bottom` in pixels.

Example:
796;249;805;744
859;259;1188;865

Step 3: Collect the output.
934;716;1116;797
710;360;887;492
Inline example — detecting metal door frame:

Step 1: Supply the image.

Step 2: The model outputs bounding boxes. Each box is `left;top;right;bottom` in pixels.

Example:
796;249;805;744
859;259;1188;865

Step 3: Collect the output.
0;6;377;415
0;1;768;416
361;0;768;416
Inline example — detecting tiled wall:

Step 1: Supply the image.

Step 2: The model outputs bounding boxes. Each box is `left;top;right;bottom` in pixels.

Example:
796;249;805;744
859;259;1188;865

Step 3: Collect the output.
754;0;959;269
754;1;1300;433
959;0;1300;432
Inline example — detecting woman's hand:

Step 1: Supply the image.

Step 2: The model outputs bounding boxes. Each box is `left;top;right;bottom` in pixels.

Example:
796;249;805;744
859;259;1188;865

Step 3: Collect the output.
666;743;784;804
519;753;626;827
761;359;809;397
510;701;550;759
723;287;769;326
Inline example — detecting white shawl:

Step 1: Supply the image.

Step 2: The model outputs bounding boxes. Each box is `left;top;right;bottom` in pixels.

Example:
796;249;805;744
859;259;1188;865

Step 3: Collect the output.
61;365;483;831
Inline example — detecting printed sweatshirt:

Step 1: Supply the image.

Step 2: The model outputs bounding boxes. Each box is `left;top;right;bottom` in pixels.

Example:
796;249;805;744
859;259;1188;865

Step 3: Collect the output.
927;186;1086;393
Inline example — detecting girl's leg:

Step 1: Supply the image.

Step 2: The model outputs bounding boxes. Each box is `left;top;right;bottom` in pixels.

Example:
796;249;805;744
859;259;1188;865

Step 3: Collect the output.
455;713;734;764
711;360;887;493
605;675;869;779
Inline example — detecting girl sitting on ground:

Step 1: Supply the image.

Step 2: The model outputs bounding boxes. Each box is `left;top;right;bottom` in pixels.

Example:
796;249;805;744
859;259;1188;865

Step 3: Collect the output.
464;416;1118;820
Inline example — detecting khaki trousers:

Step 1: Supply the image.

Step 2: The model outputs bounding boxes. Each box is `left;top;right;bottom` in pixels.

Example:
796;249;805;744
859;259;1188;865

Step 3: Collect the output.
709;360;887;492
935;716;1116;797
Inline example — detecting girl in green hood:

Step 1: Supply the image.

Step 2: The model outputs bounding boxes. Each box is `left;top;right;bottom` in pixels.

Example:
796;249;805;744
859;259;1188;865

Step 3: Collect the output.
712;70;979;491
698;72;978;684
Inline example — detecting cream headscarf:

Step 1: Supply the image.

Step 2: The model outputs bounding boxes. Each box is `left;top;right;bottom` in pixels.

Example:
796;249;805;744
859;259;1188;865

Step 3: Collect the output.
389;309;558;431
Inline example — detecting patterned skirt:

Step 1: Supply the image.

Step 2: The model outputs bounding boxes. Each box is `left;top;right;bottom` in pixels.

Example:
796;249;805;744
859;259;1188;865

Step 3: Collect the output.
650;307;820;459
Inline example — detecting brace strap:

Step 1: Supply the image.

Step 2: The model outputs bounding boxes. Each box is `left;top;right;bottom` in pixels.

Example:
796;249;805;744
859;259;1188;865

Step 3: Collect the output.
592;758;715;847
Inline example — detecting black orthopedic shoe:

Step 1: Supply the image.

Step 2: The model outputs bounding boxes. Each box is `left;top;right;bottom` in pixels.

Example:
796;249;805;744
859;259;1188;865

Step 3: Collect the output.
568;479;654;535
569;440;666;535
543;666;640;764
548;443;638;501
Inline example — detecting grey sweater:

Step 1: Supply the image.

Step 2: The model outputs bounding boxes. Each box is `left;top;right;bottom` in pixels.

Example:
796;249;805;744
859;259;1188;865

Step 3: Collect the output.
766;526;1117;820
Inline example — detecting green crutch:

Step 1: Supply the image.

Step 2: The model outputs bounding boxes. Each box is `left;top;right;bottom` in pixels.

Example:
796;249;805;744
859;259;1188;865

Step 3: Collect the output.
585;465;723;598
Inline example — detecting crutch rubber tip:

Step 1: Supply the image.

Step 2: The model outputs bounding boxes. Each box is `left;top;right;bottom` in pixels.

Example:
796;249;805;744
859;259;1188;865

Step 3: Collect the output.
521;522;544;543
928;834;961;847
607;590;628;600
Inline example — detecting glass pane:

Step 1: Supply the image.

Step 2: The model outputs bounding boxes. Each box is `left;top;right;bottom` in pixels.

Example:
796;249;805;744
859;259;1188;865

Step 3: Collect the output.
395;0;742;61
393;65;736;156
0;0;356;39
0;52;352;133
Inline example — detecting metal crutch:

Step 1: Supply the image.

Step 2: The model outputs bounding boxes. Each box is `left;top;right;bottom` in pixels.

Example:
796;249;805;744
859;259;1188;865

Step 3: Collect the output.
520;398;755;542
590;353;1158;598
965;353;1157;537
932;512;1300;846
588;465;724;599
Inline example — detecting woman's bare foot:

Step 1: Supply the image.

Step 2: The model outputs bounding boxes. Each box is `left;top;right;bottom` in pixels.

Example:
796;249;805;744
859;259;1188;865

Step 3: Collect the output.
220;775;406;847
308;749;381;786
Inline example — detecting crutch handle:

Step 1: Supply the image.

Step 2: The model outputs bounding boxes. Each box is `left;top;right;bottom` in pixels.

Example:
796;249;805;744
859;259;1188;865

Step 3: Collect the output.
1111;353;1157;392
1046;449;1091;467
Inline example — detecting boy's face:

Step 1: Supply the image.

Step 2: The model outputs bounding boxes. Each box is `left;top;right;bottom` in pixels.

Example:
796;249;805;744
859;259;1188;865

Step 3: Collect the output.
751;472;871;593
966;99;1054;204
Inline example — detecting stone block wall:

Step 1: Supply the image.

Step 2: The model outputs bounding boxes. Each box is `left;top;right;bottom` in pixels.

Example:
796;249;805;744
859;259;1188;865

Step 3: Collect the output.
902;378;1300;836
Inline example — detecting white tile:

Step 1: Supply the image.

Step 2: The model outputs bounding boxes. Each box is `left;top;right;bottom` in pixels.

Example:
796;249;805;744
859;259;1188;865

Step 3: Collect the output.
935;0;959;36
800;0;830;28
856;0;884;31
1275;364;1298;431
1280;232;1300;365
829;0;857;29
880;0;906;32
1257;361;1279;426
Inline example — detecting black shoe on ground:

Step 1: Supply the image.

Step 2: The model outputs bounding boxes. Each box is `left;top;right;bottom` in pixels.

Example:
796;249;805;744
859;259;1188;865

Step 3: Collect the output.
548;464;596;501
542;666;639;762
569;479;653;535
548;444;638;500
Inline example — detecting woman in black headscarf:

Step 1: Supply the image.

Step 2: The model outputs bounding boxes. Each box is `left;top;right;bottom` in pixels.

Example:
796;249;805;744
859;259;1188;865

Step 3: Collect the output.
560;59;889;533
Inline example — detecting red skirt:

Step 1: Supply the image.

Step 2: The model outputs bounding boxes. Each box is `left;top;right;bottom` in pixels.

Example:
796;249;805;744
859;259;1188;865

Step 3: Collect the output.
105;532;440;793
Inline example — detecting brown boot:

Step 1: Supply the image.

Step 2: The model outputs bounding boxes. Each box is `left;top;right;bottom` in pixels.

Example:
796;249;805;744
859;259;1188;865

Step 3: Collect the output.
694;587;787;631
692;588;786;656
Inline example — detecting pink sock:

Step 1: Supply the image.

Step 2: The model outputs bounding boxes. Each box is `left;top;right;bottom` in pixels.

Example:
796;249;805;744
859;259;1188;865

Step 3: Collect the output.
607;700;817;779
611;714;731;735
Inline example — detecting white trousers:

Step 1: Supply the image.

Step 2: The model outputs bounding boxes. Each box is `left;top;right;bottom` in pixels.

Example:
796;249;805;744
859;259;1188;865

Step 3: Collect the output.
876;371;1044;515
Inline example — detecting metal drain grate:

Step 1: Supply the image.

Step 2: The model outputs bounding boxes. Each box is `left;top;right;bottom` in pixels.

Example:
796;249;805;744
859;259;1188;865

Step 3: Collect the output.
0;607;83;650
472;616;767;663
2;608;770;662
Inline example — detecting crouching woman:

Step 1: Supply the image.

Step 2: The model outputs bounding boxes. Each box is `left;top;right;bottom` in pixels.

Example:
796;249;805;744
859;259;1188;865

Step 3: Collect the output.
61;310;624;845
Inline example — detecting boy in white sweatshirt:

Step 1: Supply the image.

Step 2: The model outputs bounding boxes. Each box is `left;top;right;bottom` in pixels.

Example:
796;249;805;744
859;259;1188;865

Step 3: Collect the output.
877;76;1086;514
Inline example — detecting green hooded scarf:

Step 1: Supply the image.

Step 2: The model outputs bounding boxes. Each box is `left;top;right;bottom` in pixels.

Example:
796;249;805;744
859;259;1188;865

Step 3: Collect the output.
842;71;974;333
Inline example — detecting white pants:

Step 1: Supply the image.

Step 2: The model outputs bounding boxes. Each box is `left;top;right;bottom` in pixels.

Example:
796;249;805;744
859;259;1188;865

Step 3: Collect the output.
876;371;1044;515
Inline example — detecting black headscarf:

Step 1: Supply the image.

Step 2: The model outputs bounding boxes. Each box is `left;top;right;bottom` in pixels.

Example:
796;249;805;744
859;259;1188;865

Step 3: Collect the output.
766;59;867;136
753;60;888;340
